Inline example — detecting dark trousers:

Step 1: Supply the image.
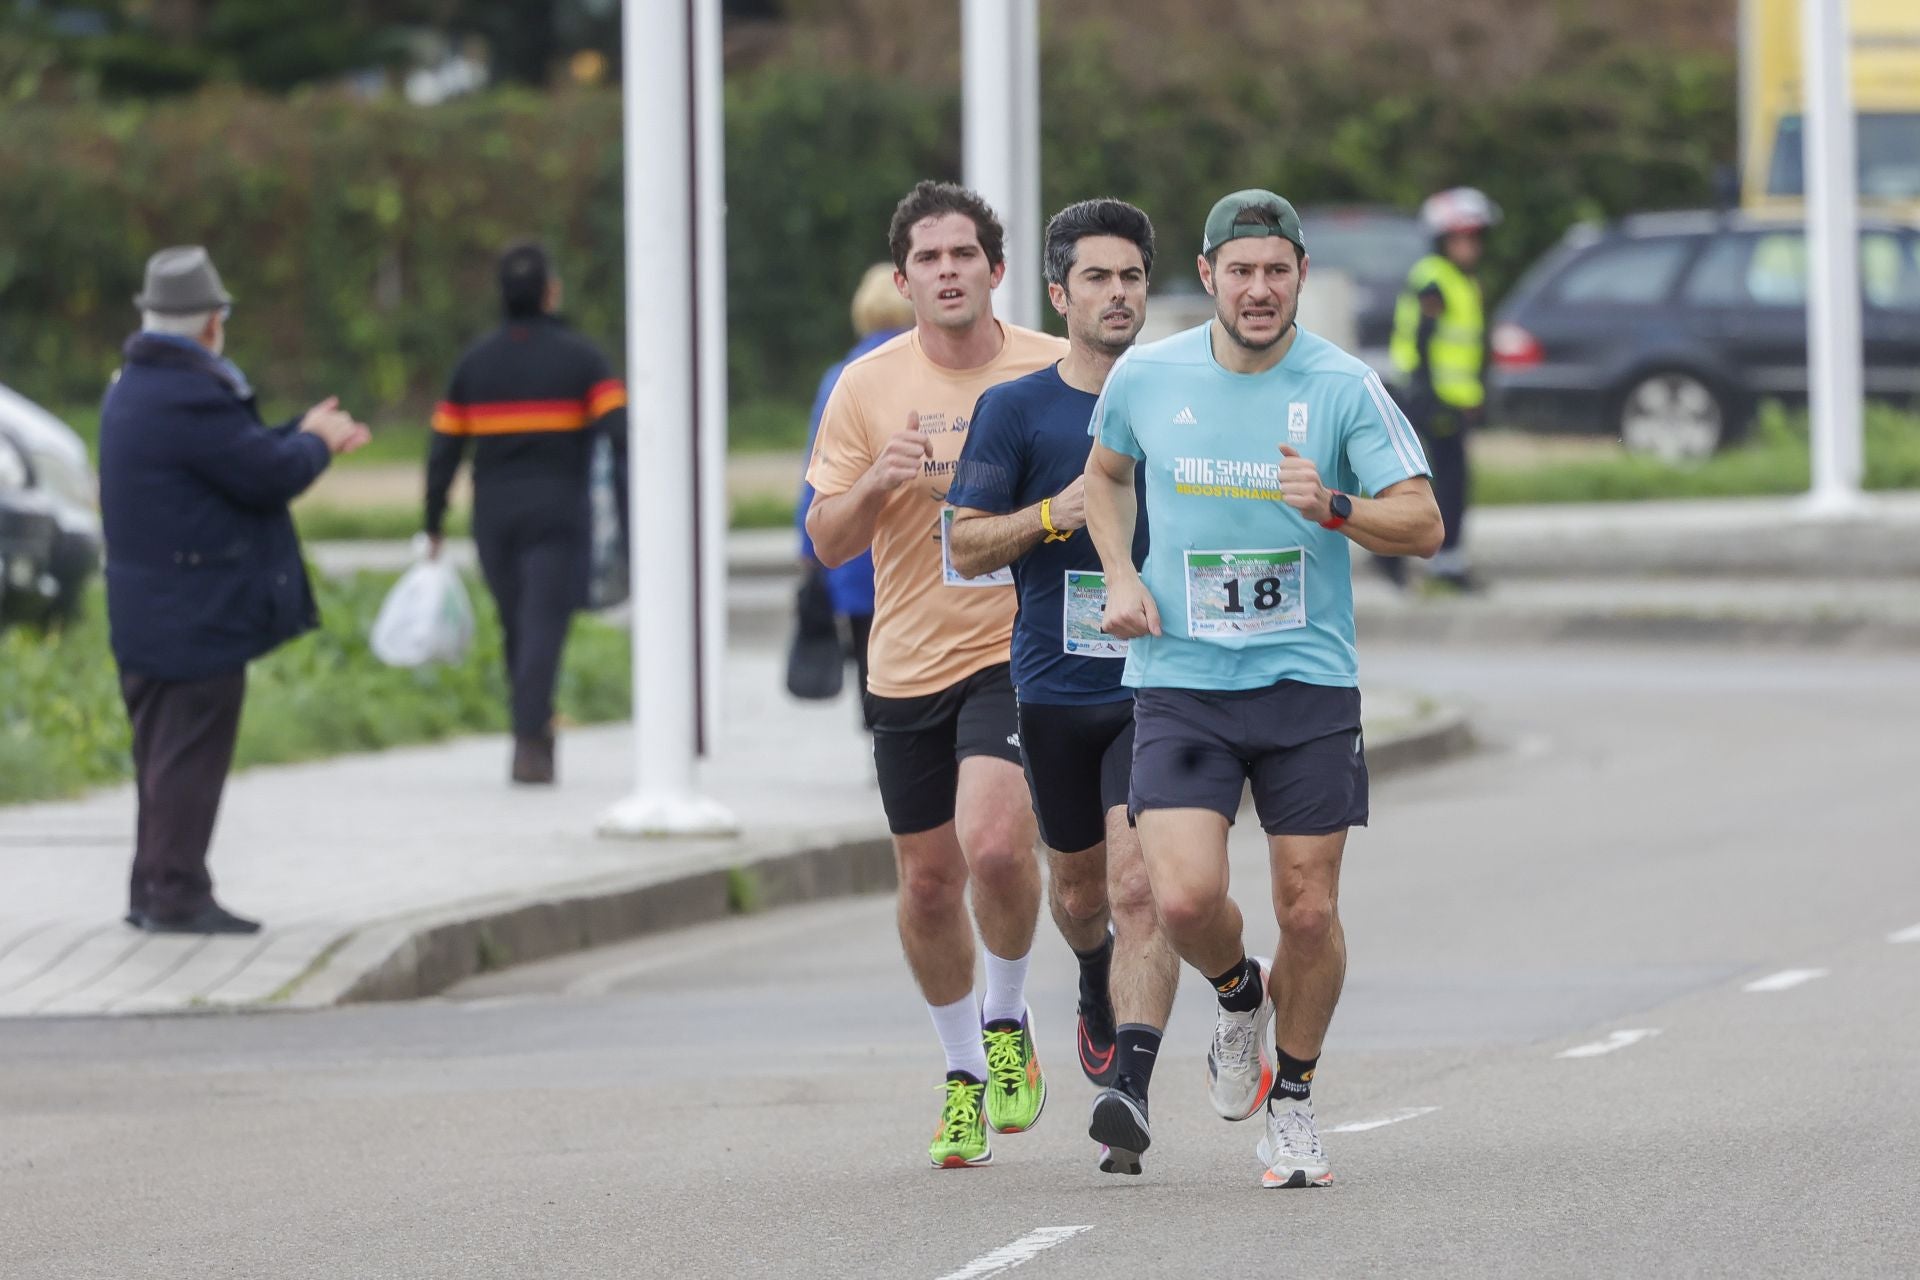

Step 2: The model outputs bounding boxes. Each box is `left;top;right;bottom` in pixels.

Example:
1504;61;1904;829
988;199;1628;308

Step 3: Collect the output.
121;669;246;920
1378;402;1473;580
475;517;587;739
1421;408;1471;565
847;612;874;731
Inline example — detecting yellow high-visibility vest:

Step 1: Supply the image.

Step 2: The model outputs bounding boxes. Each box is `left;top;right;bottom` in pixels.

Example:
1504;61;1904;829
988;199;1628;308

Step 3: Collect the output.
1390;254;1485;409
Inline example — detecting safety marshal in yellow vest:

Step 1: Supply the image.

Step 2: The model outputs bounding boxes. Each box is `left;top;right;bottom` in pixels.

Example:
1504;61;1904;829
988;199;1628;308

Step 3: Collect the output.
1381;186;1501;592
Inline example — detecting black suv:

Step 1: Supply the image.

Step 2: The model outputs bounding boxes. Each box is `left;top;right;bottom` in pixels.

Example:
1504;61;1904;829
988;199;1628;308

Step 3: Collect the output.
1490;211;1920;459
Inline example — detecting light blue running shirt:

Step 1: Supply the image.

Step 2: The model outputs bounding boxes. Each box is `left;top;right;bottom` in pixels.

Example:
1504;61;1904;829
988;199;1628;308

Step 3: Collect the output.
1090;323;1430;691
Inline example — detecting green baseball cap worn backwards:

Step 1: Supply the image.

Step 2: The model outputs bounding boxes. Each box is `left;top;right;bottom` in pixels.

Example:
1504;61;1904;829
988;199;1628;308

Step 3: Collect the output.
1201;189;1306;257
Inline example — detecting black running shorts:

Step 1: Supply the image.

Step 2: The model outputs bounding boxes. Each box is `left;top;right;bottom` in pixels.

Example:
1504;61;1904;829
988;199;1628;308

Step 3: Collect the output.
865;663;1023;835
1015;697;1135;854
1129;682;1368;836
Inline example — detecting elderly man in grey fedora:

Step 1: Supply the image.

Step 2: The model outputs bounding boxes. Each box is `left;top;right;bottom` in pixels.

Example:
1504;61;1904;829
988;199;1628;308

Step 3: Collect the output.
98;245;369;934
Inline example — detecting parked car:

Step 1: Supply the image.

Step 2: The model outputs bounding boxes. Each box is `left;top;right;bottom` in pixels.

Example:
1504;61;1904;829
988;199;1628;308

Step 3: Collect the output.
0;383;102;628
1293;205;1429;375
1490;210;1920;459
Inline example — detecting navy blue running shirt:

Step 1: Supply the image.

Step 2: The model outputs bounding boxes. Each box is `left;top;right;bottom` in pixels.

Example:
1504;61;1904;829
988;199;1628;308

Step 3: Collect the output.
947;363;1149;706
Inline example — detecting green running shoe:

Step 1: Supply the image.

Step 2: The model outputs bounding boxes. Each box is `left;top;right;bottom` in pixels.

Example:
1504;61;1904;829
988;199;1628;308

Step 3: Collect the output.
929;1072;992;1169
982;1010;1047;1134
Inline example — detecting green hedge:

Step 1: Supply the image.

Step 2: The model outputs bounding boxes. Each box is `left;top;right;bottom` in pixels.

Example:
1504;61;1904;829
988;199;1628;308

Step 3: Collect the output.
0;47;1733;418
0;570;632;807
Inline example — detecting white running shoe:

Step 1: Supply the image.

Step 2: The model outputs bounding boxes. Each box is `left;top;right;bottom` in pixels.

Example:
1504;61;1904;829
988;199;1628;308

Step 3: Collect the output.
1257;1098;1333;1188
1205;956;1275;1121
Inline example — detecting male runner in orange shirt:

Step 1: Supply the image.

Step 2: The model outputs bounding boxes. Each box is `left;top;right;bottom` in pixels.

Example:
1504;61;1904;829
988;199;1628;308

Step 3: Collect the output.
807;180;1065;1168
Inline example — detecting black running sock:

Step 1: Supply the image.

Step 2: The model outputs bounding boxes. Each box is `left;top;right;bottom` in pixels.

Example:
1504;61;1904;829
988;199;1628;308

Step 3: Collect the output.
1073;931;1115;1013
1271;1049;1318;1105
1209;956;1264;1013
1114;1024;1162;1098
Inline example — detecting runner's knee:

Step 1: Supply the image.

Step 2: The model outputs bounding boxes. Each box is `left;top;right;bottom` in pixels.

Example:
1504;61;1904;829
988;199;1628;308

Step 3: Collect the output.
967;838;1035;897
1278;892;1337;949
1049;850;1107;924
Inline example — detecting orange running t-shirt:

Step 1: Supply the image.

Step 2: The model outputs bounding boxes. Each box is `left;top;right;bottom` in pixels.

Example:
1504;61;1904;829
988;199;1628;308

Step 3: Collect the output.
807;323;1067;698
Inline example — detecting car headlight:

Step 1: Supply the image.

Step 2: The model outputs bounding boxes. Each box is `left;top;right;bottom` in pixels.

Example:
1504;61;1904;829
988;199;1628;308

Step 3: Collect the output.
26;445;95;510
0;436;29;493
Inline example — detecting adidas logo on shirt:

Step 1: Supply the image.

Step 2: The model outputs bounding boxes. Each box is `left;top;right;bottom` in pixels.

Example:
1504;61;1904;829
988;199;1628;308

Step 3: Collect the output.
1173;406;1197;425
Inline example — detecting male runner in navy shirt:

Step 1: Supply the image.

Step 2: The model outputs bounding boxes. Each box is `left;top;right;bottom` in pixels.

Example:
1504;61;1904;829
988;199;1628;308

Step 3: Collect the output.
947;199;1176;1176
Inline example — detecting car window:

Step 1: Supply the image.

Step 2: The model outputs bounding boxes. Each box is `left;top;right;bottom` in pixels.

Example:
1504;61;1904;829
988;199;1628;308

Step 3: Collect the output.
1865;233;1920;311
1551;238;1691;304
1682;235;1751;306
1684;230;1920;310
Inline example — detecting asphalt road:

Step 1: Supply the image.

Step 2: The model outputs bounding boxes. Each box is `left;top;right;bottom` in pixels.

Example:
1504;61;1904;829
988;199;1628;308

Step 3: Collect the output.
4;643;1918;1279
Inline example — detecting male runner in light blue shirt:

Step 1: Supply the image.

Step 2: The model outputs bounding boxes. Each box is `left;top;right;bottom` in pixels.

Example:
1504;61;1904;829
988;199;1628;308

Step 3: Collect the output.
1082;189;1443;1189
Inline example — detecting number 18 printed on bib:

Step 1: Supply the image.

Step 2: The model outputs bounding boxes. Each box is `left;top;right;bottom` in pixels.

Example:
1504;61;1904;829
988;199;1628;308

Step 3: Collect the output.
1183;548;1305;638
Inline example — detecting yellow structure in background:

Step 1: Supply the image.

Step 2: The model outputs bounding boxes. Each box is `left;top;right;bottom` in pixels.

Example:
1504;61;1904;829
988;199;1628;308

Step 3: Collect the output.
1740;0;1920;218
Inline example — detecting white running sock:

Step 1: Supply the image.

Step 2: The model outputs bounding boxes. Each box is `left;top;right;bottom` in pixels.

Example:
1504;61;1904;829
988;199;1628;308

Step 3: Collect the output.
980;949;1031;1026
929;993;990;1080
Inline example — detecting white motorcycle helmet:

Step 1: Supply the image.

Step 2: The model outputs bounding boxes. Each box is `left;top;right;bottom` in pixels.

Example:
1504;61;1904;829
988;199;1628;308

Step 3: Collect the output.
1420;187;1503;236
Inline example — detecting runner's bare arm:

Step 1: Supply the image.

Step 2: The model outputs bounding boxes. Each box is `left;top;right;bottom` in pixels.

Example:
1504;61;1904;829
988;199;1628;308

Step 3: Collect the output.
1083;443;1139;579
947;477;1085;578
806;428;931;567
1339;476;1444;556
1275;444;1443;557
1085;441;1161;638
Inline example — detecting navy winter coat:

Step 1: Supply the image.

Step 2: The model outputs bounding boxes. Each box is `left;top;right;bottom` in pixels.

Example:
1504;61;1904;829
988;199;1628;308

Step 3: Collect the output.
99;334;331;681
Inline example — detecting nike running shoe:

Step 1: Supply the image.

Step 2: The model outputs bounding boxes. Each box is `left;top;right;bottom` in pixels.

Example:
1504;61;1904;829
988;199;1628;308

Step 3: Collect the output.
1256;1097;1333;1188
1088;1080;1151;1176
982;1010;1047;1134
929;1072;991;1169
1206;955;1275;1121
1076;985;1119;1088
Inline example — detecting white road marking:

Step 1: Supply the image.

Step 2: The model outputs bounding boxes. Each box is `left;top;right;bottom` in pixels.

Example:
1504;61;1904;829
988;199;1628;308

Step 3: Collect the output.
936;1227;1093;1280
1742;968;1829;993
1556;1028;1661;1059
1326;1106;1440;1133
1889;923;1920;945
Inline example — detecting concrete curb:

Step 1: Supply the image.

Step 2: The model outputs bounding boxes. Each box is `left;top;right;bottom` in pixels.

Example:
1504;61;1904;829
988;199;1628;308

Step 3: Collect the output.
273;708;1475;1009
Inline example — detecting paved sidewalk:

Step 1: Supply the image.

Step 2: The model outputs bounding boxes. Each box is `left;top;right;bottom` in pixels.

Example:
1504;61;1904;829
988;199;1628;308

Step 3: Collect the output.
0;644;1467;1019
310;491;1920;584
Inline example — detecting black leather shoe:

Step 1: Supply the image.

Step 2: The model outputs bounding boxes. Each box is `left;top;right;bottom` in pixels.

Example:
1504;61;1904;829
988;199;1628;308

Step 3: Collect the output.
139;903;261;935
511;735;556;785
123;911;144;928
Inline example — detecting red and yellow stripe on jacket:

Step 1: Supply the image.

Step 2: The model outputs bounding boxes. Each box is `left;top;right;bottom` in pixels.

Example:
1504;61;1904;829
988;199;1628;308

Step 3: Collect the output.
433;380;626;437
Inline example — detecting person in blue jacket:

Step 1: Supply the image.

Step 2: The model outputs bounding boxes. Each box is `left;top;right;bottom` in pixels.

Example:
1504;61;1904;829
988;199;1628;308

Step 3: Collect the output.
99;246;369;934
795;263;914;722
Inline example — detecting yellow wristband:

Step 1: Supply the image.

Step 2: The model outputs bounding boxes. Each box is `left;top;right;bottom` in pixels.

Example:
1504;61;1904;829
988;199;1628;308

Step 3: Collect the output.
1040;497;1072;542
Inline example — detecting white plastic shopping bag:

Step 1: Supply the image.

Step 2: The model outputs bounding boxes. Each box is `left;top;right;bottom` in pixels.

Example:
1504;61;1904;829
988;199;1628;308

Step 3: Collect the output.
369;541;475;668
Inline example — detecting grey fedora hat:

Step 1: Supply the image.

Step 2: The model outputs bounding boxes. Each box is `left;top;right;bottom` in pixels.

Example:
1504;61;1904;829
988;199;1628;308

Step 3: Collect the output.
133;245;233;314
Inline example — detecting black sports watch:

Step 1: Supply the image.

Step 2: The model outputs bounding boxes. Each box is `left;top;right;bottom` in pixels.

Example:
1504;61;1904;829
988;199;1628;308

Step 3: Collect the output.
1320;491;1353;531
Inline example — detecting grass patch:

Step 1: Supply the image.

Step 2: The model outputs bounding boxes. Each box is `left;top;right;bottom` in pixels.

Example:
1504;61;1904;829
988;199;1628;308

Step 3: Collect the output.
295;505;469;542
0;570;632;807
730;398;811;453
725;866;763;914
1475;403;1920;505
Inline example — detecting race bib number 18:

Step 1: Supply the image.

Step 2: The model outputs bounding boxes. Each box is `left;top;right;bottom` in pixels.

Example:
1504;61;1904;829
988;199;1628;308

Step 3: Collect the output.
1183;548;1305;638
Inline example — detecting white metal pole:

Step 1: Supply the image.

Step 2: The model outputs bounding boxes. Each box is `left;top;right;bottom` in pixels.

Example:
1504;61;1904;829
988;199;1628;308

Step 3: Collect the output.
601;0;737;838
1801;0;1865;514
693;0;729;752
1010;0;1041;330
962;0;1039;331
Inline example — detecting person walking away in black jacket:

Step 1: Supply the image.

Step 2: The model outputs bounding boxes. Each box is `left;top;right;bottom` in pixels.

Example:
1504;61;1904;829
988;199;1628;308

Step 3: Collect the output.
100;245;370;934
423;241;629;785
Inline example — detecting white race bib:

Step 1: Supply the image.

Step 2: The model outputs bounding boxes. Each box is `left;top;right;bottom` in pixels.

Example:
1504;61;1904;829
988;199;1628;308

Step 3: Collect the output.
940;507;1014;588
1183;548;1305;638
1062;569;1126;658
